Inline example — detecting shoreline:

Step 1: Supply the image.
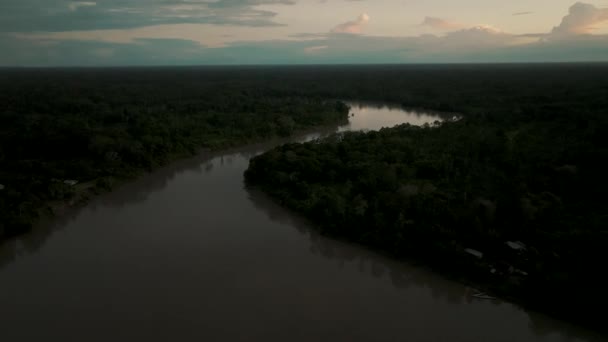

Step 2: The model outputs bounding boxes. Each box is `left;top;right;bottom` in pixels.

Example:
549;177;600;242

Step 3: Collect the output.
244;182;606;337
1;122;346;246
3;116;605;337
247;183;605;335
3;98;604;334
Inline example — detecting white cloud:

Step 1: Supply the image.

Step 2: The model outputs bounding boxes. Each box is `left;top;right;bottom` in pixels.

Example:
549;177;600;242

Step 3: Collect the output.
421;17;463;30
331;13;370;34
433;25;517;51
551;2;608;36
6;2;608;65
304;45;328;54
68;1;96;12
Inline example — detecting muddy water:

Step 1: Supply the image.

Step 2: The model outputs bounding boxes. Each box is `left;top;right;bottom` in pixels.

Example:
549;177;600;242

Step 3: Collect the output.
0;104;603;342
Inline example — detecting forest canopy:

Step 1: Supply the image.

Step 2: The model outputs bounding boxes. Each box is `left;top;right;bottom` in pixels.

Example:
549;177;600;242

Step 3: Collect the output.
243;63;608;328
2;64;608;327
0;67;355;239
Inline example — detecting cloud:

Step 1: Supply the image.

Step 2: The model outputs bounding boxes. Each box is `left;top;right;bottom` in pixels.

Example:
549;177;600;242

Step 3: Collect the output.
513;11;533;16
444;25;505;41
551;2;608;36
68;2;96;12
3;28;608;66
3;2;608;66
421;17;463;30
0;0;295;32
331;13;370;34
304;45;328;54
290;33;327;39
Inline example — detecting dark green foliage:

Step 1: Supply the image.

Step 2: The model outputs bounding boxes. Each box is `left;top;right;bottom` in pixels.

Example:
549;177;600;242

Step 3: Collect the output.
0;67;352;239
3;64;608;328
244;63;608;329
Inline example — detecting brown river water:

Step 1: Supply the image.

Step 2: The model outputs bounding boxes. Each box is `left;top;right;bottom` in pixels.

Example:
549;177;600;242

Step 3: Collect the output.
0;103;604;342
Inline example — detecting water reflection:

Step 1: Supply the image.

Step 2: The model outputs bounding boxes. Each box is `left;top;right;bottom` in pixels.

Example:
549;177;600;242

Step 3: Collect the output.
246;187;606;342
246;187;486;304
0;124;343;271
0;203;80;270
340;101;448;132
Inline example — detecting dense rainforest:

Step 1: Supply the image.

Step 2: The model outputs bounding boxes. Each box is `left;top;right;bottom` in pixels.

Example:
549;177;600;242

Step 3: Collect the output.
243;63;608;329
2;64;608;329
0;67;353;239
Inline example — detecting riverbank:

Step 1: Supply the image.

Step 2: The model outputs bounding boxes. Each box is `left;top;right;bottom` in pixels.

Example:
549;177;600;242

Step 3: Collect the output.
0;66;359;242
4;64;606;243
244;104;608;332
2;101;604;342
0;113;350;245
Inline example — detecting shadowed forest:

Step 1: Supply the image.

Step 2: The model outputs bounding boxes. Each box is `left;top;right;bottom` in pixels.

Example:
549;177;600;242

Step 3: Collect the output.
242;64;608;329
0;66;354;238
1;64;608;330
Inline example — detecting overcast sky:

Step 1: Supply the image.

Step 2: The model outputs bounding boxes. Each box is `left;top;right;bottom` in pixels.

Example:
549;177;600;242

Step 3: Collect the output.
1;0;608;65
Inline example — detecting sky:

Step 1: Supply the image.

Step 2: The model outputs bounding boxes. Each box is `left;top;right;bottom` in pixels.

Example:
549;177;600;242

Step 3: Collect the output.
1;0;608;65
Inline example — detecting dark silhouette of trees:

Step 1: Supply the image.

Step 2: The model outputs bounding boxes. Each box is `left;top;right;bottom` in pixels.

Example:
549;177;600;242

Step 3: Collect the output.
244;63;608;330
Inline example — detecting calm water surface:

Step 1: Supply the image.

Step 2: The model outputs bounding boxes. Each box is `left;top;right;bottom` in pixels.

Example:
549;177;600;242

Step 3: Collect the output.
0;103;604;342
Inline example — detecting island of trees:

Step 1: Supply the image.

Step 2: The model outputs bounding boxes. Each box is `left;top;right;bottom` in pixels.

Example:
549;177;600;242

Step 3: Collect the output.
244;63;608;330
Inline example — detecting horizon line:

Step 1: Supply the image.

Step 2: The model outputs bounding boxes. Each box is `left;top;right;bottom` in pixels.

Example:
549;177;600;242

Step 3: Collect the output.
2;61;608;69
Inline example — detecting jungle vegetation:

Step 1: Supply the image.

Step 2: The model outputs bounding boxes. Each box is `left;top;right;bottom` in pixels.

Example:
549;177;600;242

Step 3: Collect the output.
244;63;608;328
0;66;352;239
2;64;608;329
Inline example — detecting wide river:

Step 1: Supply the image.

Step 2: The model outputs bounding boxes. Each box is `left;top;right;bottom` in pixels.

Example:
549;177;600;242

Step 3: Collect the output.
0;103;605;342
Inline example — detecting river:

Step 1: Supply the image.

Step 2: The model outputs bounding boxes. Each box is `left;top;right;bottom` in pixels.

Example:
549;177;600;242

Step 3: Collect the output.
0;103;604;342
